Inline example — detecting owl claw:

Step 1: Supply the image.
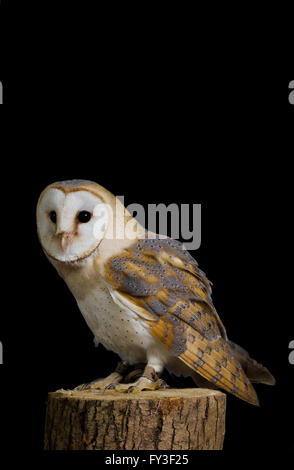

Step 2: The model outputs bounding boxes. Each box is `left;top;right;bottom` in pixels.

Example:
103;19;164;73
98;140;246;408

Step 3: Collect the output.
111;377;168;393
74;383;89;391
103;383;117;391
73;366;169;393
74;371;123;391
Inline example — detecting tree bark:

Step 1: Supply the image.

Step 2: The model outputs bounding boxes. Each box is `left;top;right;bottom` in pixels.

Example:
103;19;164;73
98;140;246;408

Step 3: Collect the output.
44;388;226;450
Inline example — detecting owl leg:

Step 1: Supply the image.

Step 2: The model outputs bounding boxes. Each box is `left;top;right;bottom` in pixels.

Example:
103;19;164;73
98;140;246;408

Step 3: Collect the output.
74;361;129;391
112;356;168;393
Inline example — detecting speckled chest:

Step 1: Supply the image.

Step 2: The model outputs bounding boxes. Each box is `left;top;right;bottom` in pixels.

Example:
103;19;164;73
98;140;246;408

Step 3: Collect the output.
68;273;153;363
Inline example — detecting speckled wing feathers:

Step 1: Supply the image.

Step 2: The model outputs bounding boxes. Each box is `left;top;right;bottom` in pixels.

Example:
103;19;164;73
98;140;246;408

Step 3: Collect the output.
104;238;259;405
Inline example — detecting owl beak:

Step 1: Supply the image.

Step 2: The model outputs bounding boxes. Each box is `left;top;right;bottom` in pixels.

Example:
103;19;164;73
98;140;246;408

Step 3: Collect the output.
59;232;75;252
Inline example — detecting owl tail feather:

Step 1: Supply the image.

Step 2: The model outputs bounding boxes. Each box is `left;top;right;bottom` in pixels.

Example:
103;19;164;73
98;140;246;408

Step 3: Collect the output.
176;328;261;406
228;341;276;386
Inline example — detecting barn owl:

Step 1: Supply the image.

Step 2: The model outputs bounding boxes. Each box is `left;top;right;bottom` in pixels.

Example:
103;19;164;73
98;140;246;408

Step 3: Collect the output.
37;179;275;405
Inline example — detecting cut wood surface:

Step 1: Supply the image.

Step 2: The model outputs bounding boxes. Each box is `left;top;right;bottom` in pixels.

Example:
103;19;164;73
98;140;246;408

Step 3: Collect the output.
44;388;226;450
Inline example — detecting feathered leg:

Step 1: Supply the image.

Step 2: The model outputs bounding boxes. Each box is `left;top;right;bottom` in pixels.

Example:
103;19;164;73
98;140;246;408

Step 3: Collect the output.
111;355;168;393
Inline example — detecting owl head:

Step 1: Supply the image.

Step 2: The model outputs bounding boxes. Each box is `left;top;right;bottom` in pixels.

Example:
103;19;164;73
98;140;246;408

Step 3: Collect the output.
37;180;114;263
37;179;145;264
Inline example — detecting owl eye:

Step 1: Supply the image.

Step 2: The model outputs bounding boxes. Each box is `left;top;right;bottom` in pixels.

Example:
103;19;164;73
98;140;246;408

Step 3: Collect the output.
49;210;57;223
77;211;92;223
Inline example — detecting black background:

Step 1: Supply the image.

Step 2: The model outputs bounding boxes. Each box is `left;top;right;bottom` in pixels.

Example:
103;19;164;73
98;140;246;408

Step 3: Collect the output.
0;0;293;463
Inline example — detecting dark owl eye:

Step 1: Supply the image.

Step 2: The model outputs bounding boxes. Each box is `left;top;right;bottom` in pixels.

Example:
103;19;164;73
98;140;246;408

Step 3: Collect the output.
49;210;57;223
77;211;92;223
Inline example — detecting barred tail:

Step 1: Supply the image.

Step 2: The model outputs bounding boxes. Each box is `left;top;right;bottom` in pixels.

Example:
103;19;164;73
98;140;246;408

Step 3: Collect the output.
228;341;275;386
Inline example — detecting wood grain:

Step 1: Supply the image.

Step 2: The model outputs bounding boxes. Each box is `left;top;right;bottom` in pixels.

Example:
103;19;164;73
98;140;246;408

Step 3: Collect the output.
44;388;226;450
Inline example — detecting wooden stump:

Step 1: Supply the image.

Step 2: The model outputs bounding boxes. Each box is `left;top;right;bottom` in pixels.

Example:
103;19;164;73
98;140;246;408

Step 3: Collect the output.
44;388;226;450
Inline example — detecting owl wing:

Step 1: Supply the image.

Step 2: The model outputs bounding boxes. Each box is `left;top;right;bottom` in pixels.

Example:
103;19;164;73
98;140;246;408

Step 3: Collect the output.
104;238;259;405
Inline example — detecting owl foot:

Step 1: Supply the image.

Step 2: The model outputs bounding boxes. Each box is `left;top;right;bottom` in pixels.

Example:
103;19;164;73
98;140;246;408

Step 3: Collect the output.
110;365;169;393
74;361;130;391
74;372;123;391
114;377;168;393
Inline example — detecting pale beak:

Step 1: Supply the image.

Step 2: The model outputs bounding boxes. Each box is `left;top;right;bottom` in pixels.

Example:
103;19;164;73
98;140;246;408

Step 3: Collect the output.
59;232;75;252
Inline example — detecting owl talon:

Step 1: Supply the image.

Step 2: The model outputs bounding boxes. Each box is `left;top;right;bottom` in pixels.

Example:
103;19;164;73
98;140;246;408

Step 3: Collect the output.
104;383;117;391
74;383;89;391
74;371;123;391
111;377;168;393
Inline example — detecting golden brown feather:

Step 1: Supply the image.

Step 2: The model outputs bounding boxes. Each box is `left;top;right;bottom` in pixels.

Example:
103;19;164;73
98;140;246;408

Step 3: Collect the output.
104;237;270;405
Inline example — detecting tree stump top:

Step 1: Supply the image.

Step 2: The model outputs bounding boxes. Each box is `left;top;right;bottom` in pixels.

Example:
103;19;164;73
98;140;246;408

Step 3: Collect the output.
50;387;224;401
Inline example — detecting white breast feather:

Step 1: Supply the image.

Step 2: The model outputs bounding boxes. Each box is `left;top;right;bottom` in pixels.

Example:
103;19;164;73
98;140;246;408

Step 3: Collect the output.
76;281;157;364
